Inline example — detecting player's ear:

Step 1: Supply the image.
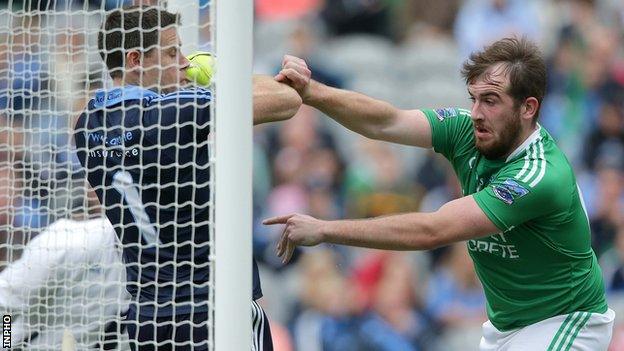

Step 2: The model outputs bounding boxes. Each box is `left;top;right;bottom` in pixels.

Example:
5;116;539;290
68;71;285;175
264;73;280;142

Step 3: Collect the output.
521;97;539;122
126;50;141;70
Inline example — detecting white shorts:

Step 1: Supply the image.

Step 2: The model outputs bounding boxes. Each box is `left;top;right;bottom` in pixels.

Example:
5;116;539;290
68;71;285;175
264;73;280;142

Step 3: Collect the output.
479;308;615;351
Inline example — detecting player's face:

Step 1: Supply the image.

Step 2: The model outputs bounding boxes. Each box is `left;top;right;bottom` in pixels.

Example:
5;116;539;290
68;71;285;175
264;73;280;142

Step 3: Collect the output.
141;27;190;93
468;65;522;160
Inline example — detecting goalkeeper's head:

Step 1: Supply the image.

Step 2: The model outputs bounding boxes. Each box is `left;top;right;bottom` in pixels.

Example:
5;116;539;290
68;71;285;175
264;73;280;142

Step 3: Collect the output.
98;5;190;94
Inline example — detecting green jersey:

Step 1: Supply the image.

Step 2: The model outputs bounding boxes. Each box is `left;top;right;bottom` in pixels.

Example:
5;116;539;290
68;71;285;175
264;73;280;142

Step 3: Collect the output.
423;108;608;331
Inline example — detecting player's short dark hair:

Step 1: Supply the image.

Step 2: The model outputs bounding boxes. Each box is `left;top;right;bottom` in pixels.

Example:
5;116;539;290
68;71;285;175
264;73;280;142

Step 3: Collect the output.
461;37;546;123
98;5;180;79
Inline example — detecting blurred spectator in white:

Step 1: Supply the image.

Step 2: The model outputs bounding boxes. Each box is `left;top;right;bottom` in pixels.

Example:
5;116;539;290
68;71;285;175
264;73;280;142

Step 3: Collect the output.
0;217;130;350
454;0;540;59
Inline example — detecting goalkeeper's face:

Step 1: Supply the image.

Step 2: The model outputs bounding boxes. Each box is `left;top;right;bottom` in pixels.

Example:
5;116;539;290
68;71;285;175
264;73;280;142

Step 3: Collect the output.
139;27;190;93
468;65;523;160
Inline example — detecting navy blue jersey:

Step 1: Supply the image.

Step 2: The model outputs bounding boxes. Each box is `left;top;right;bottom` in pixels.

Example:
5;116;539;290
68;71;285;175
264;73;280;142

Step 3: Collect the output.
74;85;262;317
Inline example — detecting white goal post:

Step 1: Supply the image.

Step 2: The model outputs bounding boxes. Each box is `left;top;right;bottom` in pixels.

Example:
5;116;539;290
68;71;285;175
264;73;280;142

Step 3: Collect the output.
167;0;254;349
213;1;253;350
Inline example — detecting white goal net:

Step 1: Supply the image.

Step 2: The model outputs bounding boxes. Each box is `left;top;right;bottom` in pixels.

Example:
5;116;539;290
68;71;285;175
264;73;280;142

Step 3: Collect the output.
0;0;251;350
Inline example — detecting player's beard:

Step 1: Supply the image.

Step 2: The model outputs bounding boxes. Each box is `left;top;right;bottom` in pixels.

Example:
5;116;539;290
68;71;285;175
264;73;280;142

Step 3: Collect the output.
475;107;522;160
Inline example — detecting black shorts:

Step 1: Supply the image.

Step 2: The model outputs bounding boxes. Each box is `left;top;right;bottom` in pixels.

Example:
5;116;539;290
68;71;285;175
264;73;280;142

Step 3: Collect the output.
125;301;273;351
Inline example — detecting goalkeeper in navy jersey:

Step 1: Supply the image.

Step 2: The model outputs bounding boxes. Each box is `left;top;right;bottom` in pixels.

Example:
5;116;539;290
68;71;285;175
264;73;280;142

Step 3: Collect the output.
73;5;301;351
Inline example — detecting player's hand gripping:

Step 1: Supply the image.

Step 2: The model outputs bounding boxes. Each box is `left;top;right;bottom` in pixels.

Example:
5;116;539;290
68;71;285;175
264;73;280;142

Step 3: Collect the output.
274;55;312;102
263;213;325;264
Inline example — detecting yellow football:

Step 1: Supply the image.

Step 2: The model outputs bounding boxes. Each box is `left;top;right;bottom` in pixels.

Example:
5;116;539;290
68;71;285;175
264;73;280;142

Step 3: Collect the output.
186;52;215;86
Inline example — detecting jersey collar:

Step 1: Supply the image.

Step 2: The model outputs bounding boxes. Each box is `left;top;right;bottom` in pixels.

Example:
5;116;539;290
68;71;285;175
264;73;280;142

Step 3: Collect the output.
504;125;542;163
92;85;159;108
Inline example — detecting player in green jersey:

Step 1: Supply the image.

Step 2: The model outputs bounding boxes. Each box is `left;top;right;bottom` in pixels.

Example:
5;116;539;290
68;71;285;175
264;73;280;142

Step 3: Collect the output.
265;38;614;350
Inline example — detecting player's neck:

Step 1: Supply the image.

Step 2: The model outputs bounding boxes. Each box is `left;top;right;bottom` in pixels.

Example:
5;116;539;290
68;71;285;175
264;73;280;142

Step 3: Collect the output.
503;124;540;162
112;78;124;87
112;76;140;88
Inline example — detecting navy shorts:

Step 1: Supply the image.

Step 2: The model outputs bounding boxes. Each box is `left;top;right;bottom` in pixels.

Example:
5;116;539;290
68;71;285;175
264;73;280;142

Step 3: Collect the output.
125;301;273;351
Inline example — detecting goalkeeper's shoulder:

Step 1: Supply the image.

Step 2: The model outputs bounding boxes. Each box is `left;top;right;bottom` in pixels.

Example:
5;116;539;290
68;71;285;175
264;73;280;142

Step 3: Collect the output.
150;87;213;105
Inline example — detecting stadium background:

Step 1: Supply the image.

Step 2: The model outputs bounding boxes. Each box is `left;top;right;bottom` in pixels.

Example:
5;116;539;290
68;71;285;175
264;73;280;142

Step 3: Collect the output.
1;0;624;350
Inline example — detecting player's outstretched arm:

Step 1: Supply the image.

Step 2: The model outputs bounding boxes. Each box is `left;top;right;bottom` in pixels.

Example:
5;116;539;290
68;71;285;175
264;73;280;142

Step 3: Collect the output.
264;195;499;263
276;55;432;148
253;75;302;125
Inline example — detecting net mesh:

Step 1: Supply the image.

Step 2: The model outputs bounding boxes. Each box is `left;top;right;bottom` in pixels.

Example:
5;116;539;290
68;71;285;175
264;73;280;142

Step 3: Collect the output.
0;1;215;350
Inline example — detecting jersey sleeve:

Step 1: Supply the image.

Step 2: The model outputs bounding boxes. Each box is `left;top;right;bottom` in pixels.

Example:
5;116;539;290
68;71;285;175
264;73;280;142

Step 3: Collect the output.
422;108;474;161
144;87;213;141
472;163;568;232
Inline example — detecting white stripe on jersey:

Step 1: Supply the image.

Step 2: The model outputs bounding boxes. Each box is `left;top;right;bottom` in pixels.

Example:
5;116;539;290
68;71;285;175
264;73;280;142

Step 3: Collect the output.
521;139;544;185
515;145;532;180
150;95;212;103
515;138;541;181
529;142;547;187
576;184;591;227
150;89;213;103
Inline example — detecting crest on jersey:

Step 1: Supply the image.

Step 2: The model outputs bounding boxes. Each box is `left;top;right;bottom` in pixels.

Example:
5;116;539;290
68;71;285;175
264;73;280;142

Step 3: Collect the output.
434;107;458;121
492;179;529;205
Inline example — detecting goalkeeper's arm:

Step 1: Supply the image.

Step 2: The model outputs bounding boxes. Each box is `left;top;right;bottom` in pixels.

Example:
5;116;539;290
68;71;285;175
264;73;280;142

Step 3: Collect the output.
252;75;302;125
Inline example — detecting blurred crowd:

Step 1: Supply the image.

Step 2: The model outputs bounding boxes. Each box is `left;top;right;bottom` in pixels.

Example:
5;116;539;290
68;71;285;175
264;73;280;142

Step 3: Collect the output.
0;0;624;350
